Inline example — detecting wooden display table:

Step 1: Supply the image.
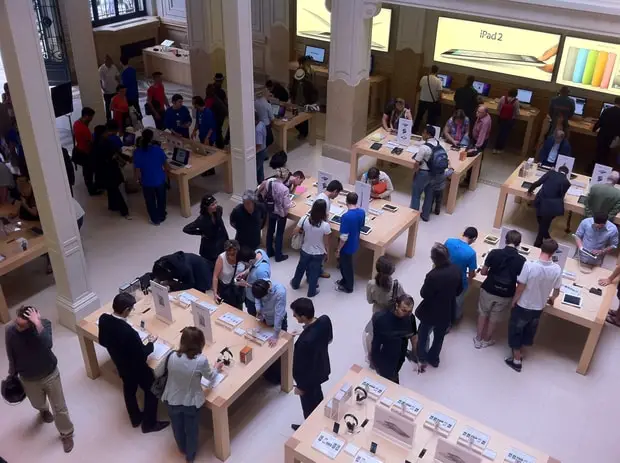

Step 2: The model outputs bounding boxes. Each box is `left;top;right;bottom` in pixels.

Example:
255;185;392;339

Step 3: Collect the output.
472;234;613;375
287;177;419;272
493;161;620;229
0;204;47;323
568;118;597;137
349;128;482;215
142;46;191;87
440;91;540;156
150;129;233;217
286;364;559;462
76;288;294;461
271;112;317;153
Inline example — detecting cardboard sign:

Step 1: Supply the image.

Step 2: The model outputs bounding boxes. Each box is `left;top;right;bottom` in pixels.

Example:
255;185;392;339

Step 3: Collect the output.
555;154;575;177
591;163;613;185
191;301;214;343
317;171;333;195
355;181;371;212
397;118;412;146
150;281;173;324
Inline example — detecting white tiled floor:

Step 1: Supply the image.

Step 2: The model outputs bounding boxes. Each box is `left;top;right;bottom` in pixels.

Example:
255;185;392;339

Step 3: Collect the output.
0;75;619;461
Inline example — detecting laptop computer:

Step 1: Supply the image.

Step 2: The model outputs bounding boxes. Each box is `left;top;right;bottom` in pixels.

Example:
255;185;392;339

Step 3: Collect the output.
170;147;190;168
123;132;136;146
272;103;286;118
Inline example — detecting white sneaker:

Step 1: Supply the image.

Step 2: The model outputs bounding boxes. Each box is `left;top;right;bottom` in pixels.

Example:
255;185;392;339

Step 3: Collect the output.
124;215;133;220
473;337;483;349
481;339;496;348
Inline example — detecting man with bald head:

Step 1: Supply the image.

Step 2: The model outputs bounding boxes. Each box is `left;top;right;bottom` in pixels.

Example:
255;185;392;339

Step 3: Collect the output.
585;171;620;221
469;104;492;154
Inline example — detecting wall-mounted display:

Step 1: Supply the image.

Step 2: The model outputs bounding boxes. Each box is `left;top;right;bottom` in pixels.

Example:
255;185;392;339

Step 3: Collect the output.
556;37;620;95
434;17;560;82
296;0;392;52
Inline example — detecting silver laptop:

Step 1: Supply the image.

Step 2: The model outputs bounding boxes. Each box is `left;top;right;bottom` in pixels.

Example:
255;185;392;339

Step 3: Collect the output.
170;147;190;168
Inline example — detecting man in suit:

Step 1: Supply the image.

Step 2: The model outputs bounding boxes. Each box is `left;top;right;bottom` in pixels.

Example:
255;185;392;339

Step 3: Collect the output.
594;96;620;167
98;293;169;433
538;130;571;167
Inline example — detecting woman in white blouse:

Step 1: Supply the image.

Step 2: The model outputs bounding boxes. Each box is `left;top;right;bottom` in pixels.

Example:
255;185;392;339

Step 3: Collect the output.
212;239;245;308
155;327;223;463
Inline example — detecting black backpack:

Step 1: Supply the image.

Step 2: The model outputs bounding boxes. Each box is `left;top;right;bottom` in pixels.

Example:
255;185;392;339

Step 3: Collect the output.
487;255;517;298
269;150;287;169
261;180;276;213
425;142;449;176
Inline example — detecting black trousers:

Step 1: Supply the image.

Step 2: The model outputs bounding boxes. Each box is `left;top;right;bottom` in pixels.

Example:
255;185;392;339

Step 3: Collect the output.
128;98;143;120
535;214;554;247
107;185;129;216
122;375;158;429
153;110;166;130
300;385;324;419
413;101;441;133
296;120;309;138
83;158;98;195
103;93;115;121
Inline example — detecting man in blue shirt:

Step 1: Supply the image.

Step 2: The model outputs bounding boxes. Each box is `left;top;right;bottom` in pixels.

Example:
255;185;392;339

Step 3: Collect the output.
120;56;141;120
575;212;619;266
106;120;123;149
165;94;192;138
191;96;217;146
252;279;287;346
336;192;366;293
444;226;478;322
255;113;268;183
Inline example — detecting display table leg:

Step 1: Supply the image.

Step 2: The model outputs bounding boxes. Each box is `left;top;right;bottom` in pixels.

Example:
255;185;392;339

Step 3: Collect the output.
446;173;460;214
406;221;418;258
280;337;294;393
309;117;316;146
349;150;360;184
577;324;603;375
78;334;100;379
371;248;385;278
285;438;301;463
0;284;9;323
522;118;535;157
224;160;233;194
179;176;191;218
493;189;509;228
469;157;482;191
281;127;288;153
212;405;231;461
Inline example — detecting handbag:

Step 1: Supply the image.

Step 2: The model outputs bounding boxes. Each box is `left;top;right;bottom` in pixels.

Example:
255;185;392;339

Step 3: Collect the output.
1;374;25;404
291;216;307;250
151;351;174;399
218;260;243;308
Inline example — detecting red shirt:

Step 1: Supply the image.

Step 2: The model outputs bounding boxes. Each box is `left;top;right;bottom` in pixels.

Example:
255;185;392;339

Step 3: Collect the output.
147;83;166;110
73;119;92;153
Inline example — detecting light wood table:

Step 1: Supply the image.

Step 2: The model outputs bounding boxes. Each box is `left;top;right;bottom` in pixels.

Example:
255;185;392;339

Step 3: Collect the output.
0;205;47;323
472;235;613;375
148;129;233;218
76;288;294;461
440;91;540;157
493;162;620;229
568;117;597;137
142;46;191;87
271;112;316;153
349;128;482;215
287;178;419;272
285;364;559;462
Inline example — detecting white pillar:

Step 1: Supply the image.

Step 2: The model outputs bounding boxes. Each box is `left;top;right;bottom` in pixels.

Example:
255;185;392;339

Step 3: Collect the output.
0;0;100;329
393;7;426;107
322;0;377;161
185;0;226;97
266;0;290;85
222;0;257;197
60;0;106;126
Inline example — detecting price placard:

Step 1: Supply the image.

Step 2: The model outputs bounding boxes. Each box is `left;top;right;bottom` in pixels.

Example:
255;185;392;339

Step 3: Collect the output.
311;431;344;459
354;450;383;463
425;411;456;434
459;427;489;450
505;448;536;463
359;377;387;398
218;312;243;327
395;397;423;416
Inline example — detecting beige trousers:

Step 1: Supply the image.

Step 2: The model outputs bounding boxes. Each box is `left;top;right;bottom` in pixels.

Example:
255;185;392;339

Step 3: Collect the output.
21;368;74;437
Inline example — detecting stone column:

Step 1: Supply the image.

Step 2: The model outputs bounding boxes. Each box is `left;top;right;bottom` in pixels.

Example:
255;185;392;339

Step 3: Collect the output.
0;0;100;328
60;0;106;126
393;7;426;107
185;0;226;97
223;0;258;197
266;0;290;86
322;0;377;162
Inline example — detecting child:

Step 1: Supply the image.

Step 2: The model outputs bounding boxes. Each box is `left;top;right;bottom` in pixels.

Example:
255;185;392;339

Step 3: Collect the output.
432;164;454;215
336;192;365;293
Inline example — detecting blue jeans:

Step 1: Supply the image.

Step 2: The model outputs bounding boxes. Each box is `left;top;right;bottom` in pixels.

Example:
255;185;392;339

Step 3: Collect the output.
417;322;447;366
291;250;323;297
256;148;267;184
410;170;434;220
142;183;167;224
338;252;355;292
266;213;287;259
167;403;200;462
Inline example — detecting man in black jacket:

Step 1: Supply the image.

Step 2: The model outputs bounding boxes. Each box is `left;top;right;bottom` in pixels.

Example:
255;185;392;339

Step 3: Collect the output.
454;75;479;133
416;243;463;372
290;298;333;430
150;251;213;292
527;165;571;247
371;294;416;384
594;96;620;167
230;190;267;250
98;293;169;433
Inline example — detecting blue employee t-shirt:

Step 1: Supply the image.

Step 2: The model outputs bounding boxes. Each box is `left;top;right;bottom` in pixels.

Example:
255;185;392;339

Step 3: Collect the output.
340;208;366;255
444;238;477;289
109;134;123;150
133;145;167;187
197;107;217;144
164;106;192;138
121;66;139;102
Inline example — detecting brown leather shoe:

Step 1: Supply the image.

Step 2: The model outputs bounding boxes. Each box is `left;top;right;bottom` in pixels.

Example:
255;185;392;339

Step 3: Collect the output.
62;436;74;453
320;271;330;278
40;410;54;423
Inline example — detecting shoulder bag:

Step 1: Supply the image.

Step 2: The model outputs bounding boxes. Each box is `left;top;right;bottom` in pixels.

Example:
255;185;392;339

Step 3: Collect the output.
427;76;436;103
151;350;174;399
291;216;307;250
218;260;244;309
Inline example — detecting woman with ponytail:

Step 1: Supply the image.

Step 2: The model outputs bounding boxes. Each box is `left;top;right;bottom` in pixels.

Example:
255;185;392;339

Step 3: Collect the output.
133;129;169;225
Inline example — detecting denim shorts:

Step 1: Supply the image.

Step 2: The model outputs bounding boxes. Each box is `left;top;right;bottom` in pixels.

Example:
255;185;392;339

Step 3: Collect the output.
508;305;542;349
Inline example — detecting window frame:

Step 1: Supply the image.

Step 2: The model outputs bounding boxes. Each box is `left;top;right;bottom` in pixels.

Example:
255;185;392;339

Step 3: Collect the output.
90;0;146;27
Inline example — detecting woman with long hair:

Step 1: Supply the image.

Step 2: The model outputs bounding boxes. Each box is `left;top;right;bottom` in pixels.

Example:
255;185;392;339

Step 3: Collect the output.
443;109;470;147
290;199;331;298
155;327;223;463
93;124;130;219
182;194;229;264
133;129;169;225
212;240;245;309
